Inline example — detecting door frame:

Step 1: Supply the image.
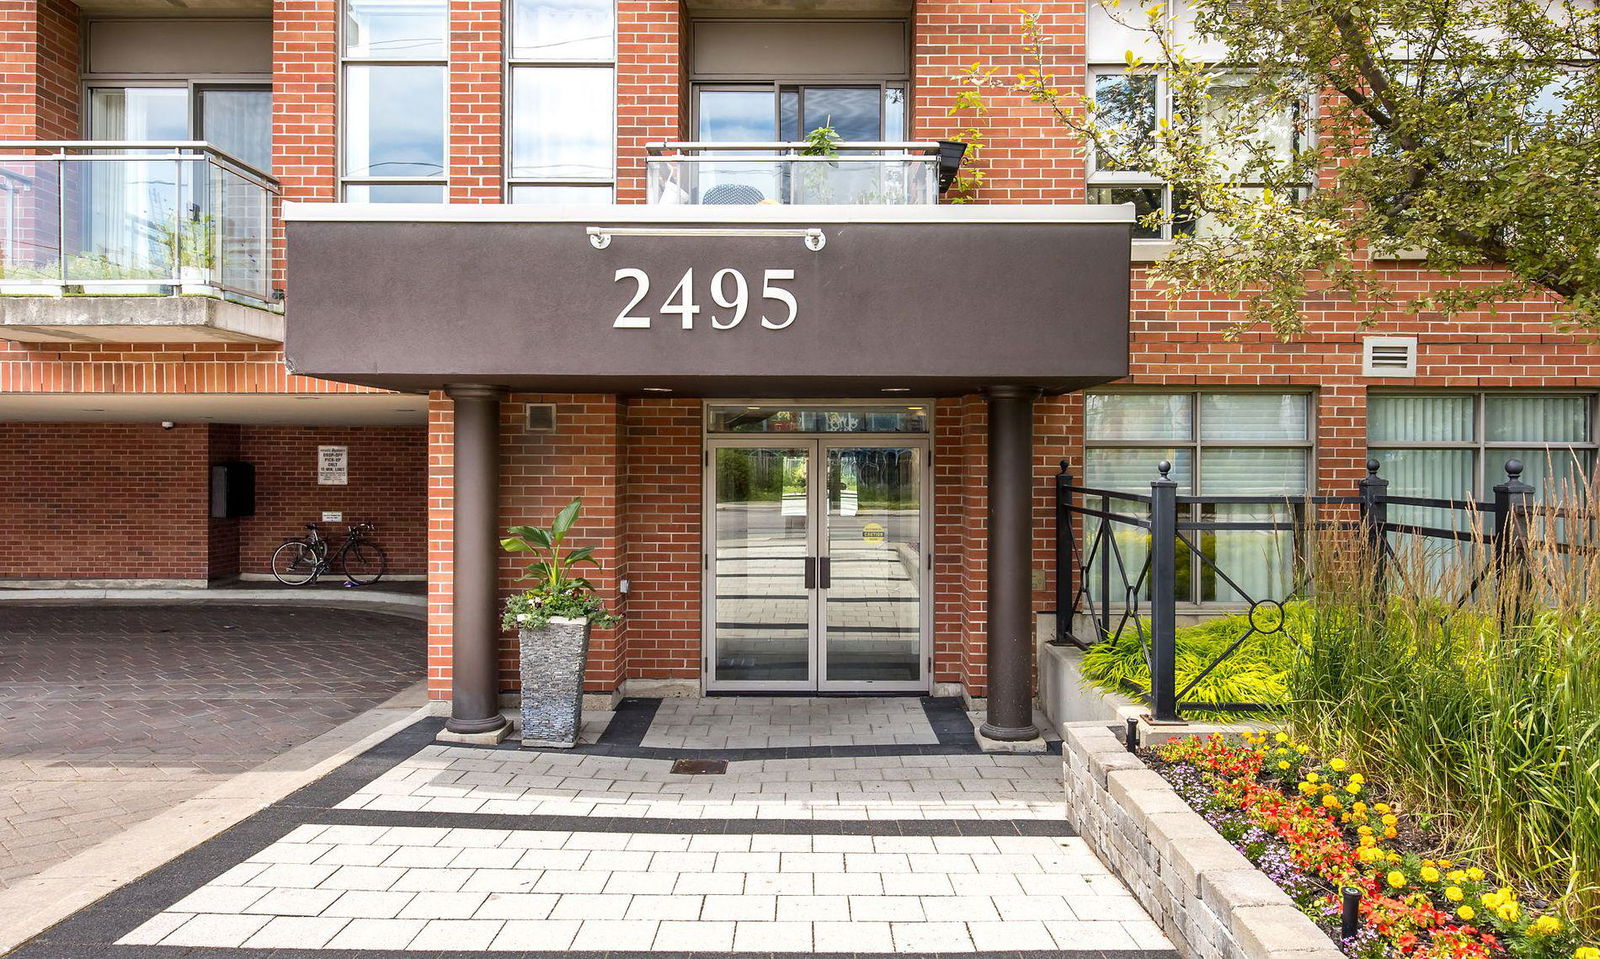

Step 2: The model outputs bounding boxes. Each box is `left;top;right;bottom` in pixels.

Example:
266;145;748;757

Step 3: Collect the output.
701;435;933;694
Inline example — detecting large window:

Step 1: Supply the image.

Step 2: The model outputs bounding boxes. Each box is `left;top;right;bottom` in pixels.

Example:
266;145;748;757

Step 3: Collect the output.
341;0;447;201
1085;68;1305;239
1367;393;1597;501
1085;391;1313;603
507;0;615;204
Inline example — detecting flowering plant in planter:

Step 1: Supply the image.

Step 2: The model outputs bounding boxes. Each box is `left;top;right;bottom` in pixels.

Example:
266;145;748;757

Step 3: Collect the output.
1153;733;1593;959
501;497;618;748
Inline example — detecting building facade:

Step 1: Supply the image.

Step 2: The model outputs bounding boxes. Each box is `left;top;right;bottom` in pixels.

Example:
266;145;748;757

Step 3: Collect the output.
1;0;1596;740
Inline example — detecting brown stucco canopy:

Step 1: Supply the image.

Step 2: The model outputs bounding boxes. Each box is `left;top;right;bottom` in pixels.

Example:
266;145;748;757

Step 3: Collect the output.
282;204;1133;397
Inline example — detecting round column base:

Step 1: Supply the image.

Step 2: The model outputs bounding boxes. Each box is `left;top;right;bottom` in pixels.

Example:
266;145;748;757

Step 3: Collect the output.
979;721;1040;742
445;713;509;736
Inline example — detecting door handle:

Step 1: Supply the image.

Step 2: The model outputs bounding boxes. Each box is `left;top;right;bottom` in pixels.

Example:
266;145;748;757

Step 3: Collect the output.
804;556;817;590
819;557;832;589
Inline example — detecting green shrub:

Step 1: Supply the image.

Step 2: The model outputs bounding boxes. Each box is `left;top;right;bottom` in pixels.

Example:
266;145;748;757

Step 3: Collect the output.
1079;602;1307;718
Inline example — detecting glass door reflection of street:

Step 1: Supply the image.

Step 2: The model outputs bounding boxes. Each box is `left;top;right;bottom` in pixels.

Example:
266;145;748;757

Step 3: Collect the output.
708;440;928;692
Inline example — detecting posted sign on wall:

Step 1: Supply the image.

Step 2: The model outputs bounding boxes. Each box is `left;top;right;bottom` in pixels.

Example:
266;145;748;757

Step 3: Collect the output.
317;445;348;486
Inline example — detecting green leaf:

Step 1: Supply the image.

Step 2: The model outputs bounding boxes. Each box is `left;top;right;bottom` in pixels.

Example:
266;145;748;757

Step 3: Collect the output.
551;498;583;538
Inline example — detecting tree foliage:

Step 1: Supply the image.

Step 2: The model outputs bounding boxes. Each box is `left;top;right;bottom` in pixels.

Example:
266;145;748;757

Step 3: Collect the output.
962;0;1600;337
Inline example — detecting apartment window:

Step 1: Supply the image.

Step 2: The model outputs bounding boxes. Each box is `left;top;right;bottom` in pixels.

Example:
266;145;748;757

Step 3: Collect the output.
88;85;272;172
1367;393;1597;501
1085;391;1313;603
341;0;447;201
507;0;616;204
1085;69;1305;239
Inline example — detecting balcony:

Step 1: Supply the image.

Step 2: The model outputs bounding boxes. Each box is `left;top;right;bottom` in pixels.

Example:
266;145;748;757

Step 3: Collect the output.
0;142;282;344
646;141;947;206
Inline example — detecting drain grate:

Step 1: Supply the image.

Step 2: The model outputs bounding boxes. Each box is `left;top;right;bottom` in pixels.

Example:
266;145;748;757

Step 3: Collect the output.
670;758;728;775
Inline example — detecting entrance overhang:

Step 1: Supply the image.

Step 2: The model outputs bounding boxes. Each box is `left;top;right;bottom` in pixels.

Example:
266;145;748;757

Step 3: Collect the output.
282;203;1133;397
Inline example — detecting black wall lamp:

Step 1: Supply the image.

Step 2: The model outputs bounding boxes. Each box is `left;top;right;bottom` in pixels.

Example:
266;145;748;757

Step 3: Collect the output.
936;140;968;194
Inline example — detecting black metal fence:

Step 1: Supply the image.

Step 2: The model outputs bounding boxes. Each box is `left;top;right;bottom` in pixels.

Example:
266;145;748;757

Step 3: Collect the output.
1053;457;1539;722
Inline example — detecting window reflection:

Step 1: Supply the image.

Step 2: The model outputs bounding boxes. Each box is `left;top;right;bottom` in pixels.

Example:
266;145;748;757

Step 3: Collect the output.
512;0;613;60
342;64;445;179
510;67;614;179
345;0;447;58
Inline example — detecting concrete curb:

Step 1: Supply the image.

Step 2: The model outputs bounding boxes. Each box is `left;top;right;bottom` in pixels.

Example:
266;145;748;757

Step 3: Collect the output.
0;684;433;957
1061;722;1344;959
0;587;425;617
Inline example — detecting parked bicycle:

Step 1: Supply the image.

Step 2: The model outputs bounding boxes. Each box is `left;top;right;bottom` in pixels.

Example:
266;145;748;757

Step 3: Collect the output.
270;521;387;587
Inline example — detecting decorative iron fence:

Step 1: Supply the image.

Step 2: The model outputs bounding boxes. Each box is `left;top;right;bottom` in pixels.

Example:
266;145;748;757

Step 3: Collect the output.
1054;457;1540;721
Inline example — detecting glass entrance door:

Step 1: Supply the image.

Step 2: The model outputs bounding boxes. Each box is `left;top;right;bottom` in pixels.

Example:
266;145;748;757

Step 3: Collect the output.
706;439;928;692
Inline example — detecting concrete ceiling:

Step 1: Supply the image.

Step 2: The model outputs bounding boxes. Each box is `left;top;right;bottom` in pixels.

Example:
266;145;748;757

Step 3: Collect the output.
0;393;429;427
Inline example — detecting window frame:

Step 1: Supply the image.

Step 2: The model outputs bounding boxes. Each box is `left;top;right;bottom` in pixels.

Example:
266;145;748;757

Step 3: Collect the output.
338;0;450;201
505;0;618;203
1366;391;1600;496
1085;388;1317;606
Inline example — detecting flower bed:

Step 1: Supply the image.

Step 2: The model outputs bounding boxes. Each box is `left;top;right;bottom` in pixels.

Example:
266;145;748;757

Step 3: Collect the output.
1151;732;1594;959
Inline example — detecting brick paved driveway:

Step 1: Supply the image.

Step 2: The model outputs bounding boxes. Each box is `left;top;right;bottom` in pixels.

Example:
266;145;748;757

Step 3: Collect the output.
0;604;424;889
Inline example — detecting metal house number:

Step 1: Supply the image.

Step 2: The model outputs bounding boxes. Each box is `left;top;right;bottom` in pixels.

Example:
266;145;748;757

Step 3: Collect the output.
611;268;798;331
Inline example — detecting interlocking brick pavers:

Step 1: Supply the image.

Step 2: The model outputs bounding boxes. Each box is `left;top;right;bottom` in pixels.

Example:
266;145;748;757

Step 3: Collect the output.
0;700;1180;959
0;604;424;888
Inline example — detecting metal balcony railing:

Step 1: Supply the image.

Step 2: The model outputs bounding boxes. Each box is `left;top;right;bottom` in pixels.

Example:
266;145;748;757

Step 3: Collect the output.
0;142;280;305
646;141;942;206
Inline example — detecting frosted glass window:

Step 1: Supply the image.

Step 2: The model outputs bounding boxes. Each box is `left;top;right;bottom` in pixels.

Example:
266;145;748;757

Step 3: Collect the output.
1086;393;1191;441
1199;394;1309;442
509;184;612;204
510;67;614;180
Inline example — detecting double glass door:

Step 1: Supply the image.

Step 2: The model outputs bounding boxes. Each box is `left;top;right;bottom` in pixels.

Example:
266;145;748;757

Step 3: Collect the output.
707;438;928;692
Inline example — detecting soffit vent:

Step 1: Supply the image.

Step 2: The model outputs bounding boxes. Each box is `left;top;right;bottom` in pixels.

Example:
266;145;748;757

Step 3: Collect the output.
525;403;557;433
1362;336;1418;377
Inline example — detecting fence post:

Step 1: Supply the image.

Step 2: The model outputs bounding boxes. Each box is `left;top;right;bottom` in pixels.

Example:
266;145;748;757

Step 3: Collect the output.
1492;458;1535;621
1055;461;1073;646
1358;459;1389;586
1149;460;1180;723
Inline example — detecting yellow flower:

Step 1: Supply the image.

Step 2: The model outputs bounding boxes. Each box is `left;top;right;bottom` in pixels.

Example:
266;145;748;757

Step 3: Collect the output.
1296;744;1309;754
1381;814;1398;826
1457;906;1476;921
1483;892;1504;909
1357;826;1374;836
1351;774;1366;785
1278;761;1290;770
1386;871;1407;888
1353;802;1368;814
1322;795;1342;810
1307;772;1320;783
1374;803;1391;815
1275;732;1289;743
1345;783;1362;795
1467;867;1486;881
1420;867;1441;883
1437;859;1452;868
1330;758;1347;772
1575;947;1599;959
1384;827;1398;839
1498;902;1522;923
1445;886;1464;902
1531;916;1563;936
1447;870;1467;883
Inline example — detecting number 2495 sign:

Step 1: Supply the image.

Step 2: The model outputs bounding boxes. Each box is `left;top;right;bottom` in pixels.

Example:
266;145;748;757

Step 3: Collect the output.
612;267;797;330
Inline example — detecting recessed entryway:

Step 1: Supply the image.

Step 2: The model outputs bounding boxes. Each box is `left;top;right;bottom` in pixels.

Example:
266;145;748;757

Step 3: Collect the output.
703;404;931;693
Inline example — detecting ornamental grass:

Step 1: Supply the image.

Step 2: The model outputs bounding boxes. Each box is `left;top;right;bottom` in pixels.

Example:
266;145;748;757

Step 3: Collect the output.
1291;501;1600;940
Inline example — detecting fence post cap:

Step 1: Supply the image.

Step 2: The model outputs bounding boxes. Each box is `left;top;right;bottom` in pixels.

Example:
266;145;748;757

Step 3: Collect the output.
1058;459;1070;474
1366;458;1380;475
1157;460;1171;478
1504;458;1524;480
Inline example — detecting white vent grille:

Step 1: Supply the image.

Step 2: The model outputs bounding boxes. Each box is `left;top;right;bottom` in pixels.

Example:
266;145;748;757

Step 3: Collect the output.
1362;336;1418;377
525;403;557;432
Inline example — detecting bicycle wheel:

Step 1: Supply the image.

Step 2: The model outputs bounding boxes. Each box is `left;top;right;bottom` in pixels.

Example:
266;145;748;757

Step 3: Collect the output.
271;541;320;586
340;541;387;586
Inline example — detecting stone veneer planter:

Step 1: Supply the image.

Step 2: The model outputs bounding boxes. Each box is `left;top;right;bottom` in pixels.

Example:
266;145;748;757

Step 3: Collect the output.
519;616;590;748
1062;722;1346;959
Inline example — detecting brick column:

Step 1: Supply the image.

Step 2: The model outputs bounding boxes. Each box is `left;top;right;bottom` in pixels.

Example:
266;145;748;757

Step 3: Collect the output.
449;0;503;203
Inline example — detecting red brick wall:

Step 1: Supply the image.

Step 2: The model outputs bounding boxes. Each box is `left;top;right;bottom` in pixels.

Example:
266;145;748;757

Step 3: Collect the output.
615;0;682;202
273;0;339;291
622;397;701;681
427;393;630;701
449;0;503;203
0;422;211;582
238;425;428;576
0;0;79;141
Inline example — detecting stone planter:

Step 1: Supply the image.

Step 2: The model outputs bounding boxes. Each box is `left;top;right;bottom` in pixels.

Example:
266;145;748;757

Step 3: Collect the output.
518;615;591;748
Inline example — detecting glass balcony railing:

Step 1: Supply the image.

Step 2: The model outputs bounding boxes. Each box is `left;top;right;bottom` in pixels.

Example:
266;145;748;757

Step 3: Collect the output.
0;142;280;305
646;142;943;206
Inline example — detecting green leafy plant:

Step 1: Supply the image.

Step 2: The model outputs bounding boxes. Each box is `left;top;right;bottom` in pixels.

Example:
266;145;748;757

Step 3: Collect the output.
800;124;841;157
500;497;618;631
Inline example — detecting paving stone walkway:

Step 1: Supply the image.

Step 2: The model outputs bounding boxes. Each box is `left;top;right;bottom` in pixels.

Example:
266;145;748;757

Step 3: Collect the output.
10;698;1175;959
0;604;425;889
